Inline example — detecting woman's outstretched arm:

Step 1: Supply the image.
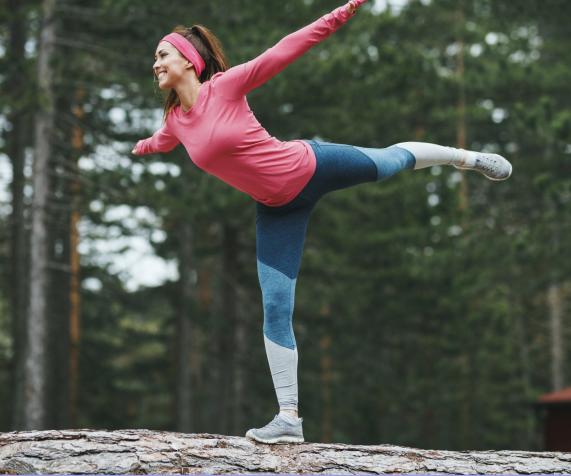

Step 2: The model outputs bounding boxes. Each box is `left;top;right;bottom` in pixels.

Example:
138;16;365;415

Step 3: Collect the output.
132;124;180;155
215;0;367;99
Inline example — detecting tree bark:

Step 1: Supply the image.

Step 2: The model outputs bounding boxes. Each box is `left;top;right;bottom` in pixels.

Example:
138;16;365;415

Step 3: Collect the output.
1;429;571;474
25;0;57;430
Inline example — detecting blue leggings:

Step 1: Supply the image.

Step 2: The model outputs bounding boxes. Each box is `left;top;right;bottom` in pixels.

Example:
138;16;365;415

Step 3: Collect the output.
255;140;416;410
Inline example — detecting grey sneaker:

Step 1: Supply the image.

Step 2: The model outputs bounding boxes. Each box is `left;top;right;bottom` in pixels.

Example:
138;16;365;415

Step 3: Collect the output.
246;414;304;444
454;152;512;181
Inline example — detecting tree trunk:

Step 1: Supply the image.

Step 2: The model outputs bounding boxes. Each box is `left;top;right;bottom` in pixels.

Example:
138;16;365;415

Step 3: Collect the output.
232;279;246;436
195;261;212;430
220;223;238;435
69;88;84;429
46;215;71;430
319;303;333;443
6;0;30;432
1;429;571;474
175;221;195;432
548;282;564;391
25;0;57;430
45;89;73;429
545;134;564;392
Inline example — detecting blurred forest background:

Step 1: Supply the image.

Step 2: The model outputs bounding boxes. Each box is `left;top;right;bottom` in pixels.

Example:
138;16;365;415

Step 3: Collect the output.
0;0;569;450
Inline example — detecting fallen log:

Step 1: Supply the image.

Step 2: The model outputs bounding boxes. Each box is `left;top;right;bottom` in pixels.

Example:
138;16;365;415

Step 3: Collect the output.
1;429;570;474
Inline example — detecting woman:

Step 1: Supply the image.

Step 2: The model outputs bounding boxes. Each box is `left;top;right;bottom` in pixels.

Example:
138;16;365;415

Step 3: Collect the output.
133;0;512;444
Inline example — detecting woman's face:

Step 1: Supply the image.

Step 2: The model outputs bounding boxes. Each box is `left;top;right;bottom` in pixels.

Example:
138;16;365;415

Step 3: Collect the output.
153;41;191;89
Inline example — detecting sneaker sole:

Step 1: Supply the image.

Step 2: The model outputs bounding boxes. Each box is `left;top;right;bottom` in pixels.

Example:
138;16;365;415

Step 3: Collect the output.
246;431;304;444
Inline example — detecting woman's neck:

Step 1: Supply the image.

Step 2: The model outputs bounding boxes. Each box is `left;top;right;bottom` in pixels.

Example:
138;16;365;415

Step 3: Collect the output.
176;75;202;113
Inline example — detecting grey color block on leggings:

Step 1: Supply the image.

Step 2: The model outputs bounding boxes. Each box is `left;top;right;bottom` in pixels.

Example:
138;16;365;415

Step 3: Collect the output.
264;335;298;410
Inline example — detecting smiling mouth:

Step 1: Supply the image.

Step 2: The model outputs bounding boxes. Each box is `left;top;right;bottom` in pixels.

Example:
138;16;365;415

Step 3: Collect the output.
157;71;167;80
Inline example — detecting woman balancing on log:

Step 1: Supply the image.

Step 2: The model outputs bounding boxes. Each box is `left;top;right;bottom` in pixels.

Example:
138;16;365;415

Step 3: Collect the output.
133;0;512;444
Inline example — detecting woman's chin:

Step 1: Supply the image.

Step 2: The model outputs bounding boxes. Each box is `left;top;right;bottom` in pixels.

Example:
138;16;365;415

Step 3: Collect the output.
157;79;170;90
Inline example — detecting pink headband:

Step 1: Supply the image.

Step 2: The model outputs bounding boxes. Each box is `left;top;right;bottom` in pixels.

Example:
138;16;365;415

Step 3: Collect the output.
160;32;206;77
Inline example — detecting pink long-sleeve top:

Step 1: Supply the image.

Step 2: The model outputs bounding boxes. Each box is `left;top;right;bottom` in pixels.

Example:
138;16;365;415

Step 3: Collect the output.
135;3;357;207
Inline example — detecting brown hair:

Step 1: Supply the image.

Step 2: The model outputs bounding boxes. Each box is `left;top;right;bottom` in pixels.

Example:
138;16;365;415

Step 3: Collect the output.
160;25;229;119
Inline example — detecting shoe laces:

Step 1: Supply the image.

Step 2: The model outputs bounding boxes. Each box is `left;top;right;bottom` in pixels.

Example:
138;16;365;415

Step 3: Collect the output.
262;415;283;430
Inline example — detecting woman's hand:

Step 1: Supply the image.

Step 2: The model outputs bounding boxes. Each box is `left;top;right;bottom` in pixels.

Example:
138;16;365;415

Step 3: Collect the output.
346;0;367;14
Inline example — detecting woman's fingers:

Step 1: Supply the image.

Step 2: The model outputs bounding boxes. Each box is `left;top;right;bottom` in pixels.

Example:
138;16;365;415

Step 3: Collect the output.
347;0;367;14
350;0;367;10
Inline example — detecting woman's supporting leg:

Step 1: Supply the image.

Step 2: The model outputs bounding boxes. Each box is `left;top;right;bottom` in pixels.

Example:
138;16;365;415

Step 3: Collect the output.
246;201;314;443
256;204;314;415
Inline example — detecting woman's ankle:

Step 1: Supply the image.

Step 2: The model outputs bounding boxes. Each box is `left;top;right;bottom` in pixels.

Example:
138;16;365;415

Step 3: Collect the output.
279;408;299;418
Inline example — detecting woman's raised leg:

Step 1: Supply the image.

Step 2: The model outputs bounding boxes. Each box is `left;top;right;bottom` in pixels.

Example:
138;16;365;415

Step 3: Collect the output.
304;140;511;193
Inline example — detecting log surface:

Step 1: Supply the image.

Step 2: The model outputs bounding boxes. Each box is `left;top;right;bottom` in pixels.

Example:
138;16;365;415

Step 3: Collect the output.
1;429;570;474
